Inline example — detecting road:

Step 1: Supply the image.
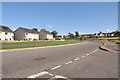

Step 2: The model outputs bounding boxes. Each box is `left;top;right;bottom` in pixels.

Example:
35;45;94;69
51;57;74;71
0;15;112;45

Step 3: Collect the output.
2;41;118;79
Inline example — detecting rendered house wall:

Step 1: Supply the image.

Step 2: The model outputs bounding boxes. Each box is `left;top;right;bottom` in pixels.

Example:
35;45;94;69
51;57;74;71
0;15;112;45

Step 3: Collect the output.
0;32;14;40
14;29;25;40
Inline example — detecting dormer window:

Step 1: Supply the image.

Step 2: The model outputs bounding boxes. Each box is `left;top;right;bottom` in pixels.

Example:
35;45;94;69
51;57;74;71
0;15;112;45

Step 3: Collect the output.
5;32;8;35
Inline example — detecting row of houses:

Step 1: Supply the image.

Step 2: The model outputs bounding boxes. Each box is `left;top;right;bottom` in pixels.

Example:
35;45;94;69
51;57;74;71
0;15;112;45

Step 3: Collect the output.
79;32;116;38
0;25;53;41
93;32;115;37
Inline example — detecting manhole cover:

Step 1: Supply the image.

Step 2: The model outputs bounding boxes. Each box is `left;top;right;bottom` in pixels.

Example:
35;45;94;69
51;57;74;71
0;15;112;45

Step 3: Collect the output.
33;57;47;61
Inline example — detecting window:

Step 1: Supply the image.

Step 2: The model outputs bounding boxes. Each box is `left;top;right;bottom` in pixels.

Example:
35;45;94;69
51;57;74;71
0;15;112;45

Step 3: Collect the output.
26;33;28;35
2;27;8;30
5;38;8;40
10;38;11;40
0;38;1;40
5;32;8;35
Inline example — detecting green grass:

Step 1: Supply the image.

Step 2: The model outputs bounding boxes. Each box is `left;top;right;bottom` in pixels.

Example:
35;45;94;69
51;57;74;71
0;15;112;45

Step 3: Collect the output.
1;40;78;45
107;39;119;42
0;41;86;50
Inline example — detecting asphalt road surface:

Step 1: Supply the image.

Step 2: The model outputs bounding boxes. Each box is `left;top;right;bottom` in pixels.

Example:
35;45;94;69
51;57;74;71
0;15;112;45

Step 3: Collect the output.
2;41;118;79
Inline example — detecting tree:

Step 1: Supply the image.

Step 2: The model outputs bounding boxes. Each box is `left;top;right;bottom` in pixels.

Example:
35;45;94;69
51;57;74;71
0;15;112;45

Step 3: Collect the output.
100;31;102;33
75;31;79;38
51;31;58;38
112;30;120;37
68;33;74;38
32;28;38;32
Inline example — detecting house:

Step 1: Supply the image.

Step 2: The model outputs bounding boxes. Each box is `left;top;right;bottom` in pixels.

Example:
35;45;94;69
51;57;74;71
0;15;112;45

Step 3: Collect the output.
39;29;53;40
0;25;14;40
98;33;105;37
56;35;63;40
14;27;39;41
93;33;98;37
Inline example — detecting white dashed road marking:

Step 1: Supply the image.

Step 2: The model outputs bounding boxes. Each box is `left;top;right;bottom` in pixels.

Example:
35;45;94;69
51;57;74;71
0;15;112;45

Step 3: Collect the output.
86;54;90;56
81;56;85;58
27;48;99;78
65;61;73;64
74;58;80;61
51;65;61;70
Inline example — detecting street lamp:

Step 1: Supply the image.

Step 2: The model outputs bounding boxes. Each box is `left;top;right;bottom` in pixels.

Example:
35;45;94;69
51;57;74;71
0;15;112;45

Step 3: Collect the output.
104;29;110;42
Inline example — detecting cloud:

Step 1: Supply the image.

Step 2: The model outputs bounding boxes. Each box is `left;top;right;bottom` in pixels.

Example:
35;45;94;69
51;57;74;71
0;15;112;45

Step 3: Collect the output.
104;29;110;32
46;25;54;28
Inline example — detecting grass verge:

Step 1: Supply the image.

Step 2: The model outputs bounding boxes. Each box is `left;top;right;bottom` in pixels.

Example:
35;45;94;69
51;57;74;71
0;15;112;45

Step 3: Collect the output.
1;40;78;45
0;41;86;50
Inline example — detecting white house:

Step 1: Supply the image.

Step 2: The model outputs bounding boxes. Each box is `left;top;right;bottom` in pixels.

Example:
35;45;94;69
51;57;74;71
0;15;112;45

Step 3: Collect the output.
39;29;53;40
14;27;39;41
0;25;14;41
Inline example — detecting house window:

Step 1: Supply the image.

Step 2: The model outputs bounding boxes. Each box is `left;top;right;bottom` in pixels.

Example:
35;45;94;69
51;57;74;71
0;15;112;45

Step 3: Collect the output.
26;33;28;35
5;32;8;35
10;38;11;40
5;38;8;40
0;38;1;40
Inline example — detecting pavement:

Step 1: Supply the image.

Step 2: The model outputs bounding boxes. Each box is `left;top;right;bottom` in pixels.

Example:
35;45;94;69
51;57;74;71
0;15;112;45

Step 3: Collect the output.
100;42;120;53
1;41;82;48
2;41;118;79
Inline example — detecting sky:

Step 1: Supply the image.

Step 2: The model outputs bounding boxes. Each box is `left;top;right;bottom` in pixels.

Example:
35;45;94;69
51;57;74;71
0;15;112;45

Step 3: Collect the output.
2;2;118;35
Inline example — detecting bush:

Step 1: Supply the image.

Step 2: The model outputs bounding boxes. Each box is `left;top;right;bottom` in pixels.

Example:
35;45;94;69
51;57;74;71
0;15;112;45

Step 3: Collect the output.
116;42;120;44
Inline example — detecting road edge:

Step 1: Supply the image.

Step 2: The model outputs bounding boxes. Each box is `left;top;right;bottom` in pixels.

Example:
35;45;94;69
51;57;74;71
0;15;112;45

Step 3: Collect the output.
99;42;120;54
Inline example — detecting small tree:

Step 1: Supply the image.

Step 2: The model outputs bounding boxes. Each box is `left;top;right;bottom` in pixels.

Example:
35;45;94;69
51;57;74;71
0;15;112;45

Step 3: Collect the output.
68;33;74;39
75;31;79;38
51;31;58;38
112;30;120;37
32;28;38;32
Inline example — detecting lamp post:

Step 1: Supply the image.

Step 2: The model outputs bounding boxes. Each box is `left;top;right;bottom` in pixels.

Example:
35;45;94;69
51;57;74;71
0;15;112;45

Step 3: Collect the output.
104;29;110;42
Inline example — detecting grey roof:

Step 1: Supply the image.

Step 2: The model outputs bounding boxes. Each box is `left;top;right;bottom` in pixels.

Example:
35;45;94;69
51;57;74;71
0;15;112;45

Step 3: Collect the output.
41;29;51;34
0;25;13;33
15;27;38;34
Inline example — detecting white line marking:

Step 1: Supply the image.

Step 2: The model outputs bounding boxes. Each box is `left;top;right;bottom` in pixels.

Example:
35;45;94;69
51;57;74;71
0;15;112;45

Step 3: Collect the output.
51;65;61;70
68;61;73;63
93;51;96;52
74;58;80;61
52;75;68;79
65;61;73;64
86;54;89;56
27;71;48;78
81;56;85;58
47;73;54;76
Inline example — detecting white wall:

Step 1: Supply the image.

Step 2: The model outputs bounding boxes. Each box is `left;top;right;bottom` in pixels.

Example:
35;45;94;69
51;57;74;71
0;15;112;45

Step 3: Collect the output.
39;31;53;40
25;33;39;40
0;32;14;40
47;34;53;39
15;29;39;41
